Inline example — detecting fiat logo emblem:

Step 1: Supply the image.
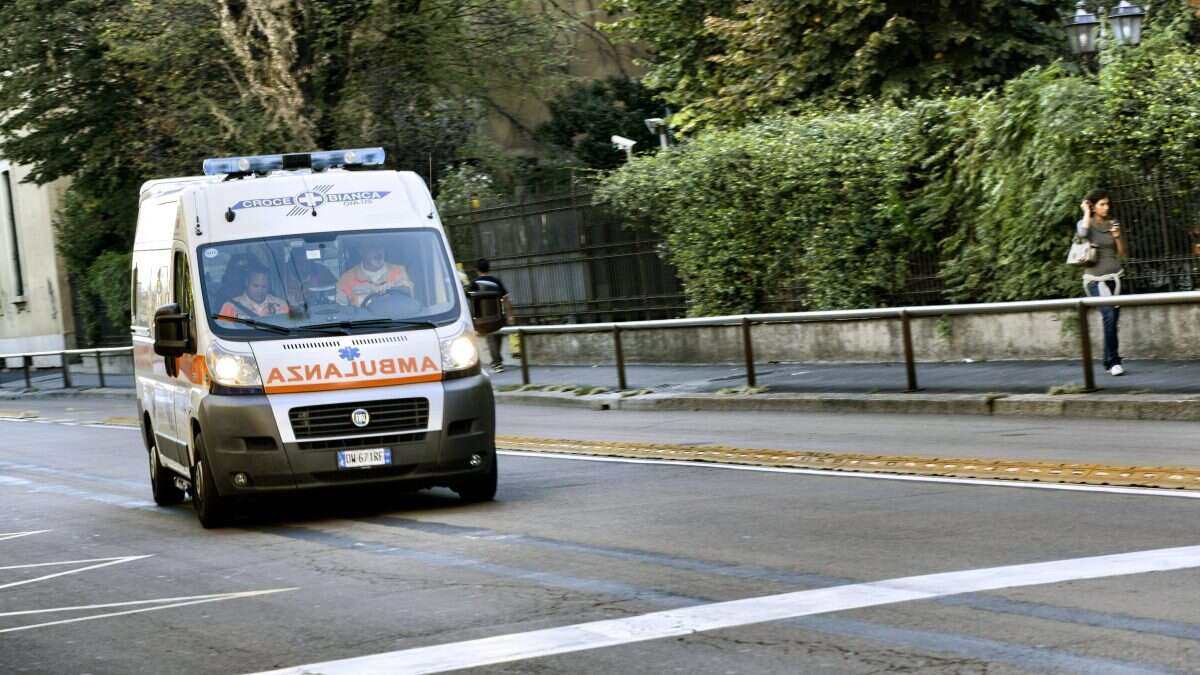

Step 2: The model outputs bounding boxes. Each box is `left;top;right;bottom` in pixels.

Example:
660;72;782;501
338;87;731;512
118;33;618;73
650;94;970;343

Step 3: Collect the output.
351;408;370;428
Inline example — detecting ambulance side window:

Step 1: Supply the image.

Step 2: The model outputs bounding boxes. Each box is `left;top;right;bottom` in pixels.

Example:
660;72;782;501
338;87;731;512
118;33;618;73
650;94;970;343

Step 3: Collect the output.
130;266;138;327
132;250;170;331
173;251;195;338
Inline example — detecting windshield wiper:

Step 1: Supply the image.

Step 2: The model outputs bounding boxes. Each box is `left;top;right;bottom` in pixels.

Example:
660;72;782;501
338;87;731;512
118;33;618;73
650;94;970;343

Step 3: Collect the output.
210;314;292;335
302;318;437;333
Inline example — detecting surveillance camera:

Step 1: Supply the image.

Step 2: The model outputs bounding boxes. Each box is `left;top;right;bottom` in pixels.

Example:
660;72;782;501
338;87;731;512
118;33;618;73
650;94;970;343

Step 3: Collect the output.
644;118;665;134
611;135;638;150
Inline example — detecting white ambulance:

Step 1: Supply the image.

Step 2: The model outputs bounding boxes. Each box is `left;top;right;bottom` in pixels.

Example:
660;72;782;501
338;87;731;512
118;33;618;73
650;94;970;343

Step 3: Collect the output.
131;148;504;527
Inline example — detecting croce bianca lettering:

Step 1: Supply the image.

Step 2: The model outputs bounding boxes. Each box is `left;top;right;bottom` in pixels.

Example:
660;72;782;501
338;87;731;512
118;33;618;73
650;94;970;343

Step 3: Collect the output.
266;356;440;385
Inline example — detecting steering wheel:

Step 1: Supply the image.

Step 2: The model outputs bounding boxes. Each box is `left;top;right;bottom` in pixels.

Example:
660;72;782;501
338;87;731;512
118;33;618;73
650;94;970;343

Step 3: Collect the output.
362;285;417;313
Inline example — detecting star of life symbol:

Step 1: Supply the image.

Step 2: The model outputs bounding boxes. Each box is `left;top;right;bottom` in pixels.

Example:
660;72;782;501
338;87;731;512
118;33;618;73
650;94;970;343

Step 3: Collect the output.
230;184;391;217
338;346;361;362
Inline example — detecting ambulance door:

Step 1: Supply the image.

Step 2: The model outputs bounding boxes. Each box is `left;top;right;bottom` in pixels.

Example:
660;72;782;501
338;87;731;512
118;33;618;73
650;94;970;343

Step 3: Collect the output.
166;249;199;467
145;252;182;463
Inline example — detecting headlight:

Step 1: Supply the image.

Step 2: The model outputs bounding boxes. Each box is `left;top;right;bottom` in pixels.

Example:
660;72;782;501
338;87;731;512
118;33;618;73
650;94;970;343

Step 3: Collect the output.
207;340;263;392
440;334;479;372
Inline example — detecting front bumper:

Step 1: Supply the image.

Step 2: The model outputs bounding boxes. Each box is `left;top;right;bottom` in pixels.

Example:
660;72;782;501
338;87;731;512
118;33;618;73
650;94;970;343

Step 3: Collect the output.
195;373;495;496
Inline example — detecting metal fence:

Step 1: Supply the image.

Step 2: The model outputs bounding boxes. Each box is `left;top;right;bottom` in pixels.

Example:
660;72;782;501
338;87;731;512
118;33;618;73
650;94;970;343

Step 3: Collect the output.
443;192;686;323
502;290;1200;394
0;347;133;389
1109;172;1200;294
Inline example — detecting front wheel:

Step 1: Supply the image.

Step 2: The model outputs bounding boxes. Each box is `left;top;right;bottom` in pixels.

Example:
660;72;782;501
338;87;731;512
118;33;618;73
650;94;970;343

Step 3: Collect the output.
191;432;232;528
149;441;185;506
453;455;498;503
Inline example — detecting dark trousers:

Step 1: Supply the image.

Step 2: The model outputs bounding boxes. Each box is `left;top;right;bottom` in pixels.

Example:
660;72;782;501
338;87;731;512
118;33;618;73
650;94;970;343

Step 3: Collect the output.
1086;280;1122;369
486;332;504;367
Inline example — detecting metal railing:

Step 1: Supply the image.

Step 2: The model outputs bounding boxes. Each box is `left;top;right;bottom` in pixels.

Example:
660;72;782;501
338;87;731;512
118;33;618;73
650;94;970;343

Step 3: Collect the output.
500;291;1200;393
0;346;133;389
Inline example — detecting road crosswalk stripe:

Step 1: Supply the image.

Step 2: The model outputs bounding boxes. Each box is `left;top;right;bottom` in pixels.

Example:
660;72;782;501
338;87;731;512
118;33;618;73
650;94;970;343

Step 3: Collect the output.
255;544;1200;675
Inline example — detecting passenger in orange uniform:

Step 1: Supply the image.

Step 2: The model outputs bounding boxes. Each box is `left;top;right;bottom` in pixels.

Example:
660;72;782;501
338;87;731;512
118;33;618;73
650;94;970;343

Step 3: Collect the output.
337;243;413;307
219;268;289;319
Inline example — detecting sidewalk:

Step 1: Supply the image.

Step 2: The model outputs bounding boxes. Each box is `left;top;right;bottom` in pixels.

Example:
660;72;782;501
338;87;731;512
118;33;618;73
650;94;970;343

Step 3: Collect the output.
489;359;1200;421
488;359;1200;395
6;358;1200;420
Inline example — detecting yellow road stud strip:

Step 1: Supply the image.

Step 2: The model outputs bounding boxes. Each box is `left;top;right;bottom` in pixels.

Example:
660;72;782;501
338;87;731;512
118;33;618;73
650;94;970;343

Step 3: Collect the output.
495;435;1200;491
0;410;38;419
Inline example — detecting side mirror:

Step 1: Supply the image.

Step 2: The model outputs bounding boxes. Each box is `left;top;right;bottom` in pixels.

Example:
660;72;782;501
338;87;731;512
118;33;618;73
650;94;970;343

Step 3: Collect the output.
153;303;193;358
468;279;504;336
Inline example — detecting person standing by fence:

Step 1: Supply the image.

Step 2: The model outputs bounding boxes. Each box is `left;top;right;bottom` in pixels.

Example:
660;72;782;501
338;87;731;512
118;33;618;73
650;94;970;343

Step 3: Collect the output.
473;258;514;372
1078;189;1128;376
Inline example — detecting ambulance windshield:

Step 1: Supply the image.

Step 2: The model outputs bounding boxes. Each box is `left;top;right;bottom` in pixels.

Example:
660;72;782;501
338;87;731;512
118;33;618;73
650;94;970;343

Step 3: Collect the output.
198;228;461;338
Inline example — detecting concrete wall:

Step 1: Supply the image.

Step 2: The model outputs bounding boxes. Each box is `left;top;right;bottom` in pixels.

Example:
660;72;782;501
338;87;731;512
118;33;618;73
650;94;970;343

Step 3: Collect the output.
521;304;1200;365
0;159;75;366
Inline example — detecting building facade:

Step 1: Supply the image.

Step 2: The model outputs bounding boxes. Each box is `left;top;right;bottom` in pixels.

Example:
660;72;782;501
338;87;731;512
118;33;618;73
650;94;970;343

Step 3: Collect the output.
0;158;76;362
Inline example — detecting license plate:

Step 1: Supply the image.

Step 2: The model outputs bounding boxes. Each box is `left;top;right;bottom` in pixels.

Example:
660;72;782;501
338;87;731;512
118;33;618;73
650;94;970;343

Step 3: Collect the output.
337;448;391;469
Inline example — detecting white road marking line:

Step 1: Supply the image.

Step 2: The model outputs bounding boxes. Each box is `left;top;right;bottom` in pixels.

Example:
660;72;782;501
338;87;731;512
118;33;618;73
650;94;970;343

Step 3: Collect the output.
498;450;1200;500
0;556;146;571
0;588;298;634
257;544;1200;675
0;555;151;591
0;530;51;541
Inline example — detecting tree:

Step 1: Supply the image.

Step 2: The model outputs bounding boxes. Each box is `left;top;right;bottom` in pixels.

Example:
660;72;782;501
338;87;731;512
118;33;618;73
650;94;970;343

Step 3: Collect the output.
0;0;569;341
601;0;737;131
604;0;1074;131
536;76;664;170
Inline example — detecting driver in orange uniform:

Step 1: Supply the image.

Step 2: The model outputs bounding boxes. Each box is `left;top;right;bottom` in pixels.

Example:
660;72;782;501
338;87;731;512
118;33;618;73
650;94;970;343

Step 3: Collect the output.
336;243;413;307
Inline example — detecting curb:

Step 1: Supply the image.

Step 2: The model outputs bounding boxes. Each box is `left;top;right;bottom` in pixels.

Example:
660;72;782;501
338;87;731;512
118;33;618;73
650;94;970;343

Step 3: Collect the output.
4;386;1198;422
497;390;1200;421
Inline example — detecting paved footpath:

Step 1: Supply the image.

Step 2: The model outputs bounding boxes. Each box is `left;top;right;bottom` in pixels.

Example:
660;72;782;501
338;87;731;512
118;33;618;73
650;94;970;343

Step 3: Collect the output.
489;359;1200;395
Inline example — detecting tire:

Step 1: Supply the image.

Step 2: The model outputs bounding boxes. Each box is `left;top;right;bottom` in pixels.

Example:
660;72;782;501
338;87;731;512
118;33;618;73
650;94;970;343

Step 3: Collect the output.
190;432;232;528
148;441;185;506
453;455;498;503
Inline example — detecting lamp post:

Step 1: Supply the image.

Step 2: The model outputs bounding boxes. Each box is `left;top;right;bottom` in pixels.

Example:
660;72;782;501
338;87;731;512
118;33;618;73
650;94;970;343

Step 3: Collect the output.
1065;2;1147;56
1109;1;1147;46
1066;2;1102;55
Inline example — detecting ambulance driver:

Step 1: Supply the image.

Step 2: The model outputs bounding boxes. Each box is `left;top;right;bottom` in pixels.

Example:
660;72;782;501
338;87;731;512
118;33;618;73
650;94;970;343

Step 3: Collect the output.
337;239;414;307
219;265;289;319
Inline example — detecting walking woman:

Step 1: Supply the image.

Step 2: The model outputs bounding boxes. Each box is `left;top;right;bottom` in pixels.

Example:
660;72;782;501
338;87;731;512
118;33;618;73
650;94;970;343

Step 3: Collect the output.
1078;189;1128;375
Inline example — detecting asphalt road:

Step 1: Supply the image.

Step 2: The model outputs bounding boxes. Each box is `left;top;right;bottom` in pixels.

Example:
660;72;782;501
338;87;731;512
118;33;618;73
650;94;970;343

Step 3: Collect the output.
2;403;1200;674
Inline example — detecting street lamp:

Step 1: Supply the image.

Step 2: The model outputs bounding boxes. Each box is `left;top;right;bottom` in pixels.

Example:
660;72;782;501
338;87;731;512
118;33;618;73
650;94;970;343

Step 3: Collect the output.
1065;2;1101;55
1109;1;1146;46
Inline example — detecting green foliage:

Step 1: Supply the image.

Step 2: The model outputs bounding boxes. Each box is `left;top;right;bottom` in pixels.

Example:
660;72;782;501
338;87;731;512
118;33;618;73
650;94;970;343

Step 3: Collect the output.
1095;14;1200;175
601;0;736;130
435;165;507;215
536;77;664;170
603;0;1071;132
597;20;1200;315
924;68;1105;303
86;252;133;328
596;108;927;314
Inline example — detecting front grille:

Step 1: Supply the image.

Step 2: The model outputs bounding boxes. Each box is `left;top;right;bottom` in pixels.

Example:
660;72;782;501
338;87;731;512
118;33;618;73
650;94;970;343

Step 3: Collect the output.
297;432;426;452
289;398;429;439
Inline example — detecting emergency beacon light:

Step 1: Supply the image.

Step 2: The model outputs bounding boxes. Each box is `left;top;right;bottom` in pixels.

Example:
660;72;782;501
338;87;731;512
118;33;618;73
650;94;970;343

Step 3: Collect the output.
202;147;386;176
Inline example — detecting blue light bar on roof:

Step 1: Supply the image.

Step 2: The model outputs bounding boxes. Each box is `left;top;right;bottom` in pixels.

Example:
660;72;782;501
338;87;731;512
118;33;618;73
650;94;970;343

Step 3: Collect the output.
202;147;386;176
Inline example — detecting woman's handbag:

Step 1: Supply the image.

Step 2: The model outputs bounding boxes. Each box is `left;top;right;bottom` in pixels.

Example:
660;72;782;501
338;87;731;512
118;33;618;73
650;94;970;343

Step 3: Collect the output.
1066;236;1098;267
